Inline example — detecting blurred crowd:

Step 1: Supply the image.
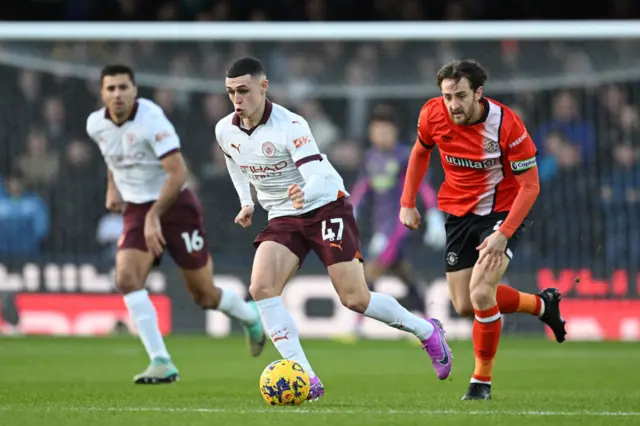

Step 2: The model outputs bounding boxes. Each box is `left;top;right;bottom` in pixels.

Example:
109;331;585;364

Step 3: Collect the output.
1;2;640;274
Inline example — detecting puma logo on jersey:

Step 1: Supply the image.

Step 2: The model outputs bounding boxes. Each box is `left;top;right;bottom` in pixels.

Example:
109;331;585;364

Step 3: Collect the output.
329;241;343;251
231;143;241;153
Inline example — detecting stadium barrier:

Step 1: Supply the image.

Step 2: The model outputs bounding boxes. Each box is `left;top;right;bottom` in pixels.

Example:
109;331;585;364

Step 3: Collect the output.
1;262;638;341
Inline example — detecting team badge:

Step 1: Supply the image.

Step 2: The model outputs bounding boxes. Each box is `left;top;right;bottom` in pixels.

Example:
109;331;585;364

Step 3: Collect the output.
484;138;499;154
262;141;276;157
125;132;137;145
446;252;458;266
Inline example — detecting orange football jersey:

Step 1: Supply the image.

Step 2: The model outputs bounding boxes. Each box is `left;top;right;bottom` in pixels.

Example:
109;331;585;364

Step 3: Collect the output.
417;96;537;217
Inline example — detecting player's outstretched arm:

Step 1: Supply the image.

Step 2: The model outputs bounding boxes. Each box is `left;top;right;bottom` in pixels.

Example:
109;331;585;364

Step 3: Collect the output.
105;170;123;212
223;154;254;208
222;155;255;228
150;151;188;217
496;165;540;239
496;115;541;239
286;119;338;208
400;140;433;230
400;106;435;230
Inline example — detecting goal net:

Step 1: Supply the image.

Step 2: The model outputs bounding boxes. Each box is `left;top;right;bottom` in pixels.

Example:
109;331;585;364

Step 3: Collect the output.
2;22;639;277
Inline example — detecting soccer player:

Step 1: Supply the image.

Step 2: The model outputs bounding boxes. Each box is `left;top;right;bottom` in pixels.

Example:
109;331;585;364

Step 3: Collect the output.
216;57;453;401
86;65;266;385
348;111;446;336
400;59;567;400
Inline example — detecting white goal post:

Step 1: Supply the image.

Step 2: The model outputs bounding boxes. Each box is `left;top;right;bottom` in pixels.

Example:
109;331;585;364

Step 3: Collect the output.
0;20;640;40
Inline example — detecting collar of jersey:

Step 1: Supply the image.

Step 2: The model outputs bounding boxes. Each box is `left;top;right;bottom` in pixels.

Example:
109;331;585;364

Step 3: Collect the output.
104;101;139;126
232;99;273;136
443;97;490;126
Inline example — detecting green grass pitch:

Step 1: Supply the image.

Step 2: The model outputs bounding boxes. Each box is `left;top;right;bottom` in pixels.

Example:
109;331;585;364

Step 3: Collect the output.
0;336;638;426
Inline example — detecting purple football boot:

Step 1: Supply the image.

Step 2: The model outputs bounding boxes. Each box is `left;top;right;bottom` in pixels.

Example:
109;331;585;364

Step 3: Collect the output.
306;376;325;401
422;318;453;380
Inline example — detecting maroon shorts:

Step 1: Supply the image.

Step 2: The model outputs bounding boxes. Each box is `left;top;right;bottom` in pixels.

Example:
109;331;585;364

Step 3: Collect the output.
253;197;363;267
118;189;209;270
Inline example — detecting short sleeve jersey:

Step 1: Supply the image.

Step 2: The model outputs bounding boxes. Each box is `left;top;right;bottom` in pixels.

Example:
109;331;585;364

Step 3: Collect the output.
86;98;182;204
215;100;347;220
417;96;537;217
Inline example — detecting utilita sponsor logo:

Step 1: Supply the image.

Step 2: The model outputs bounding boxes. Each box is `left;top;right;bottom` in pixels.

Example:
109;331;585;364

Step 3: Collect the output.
444;155;499;169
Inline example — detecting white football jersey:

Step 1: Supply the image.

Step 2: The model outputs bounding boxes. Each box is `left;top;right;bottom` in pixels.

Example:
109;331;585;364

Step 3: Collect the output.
86;98;183;204
215;100;348;219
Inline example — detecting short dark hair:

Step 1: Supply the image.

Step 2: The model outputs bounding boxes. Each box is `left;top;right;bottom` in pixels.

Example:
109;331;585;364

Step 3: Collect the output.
369;104;398;127
101;64;135;85
436;60;487;92
7;169;24;182
226;57;266;79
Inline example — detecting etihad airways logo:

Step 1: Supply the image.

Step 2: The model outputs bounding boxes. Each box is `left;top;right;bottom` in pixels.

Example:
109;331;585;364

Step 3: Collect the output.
444;155;500;169
240;160;288;179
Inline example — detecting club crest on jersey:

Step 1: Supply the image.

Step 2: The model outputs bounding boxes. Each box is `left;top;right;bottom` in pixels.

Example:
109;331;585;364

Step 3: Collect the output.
125;132;137;145
483;138;499;154
262;141;276;157
446;252;458;266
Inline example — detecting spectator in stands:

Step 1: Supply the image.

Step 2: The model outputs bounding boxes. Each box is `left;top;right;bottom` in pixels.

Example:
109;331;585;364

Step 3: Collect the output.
601;142;640;269
41;95;69;149
0;172;49;255
196;94;231;175
538;131;571;182
15;126;60;194
47;138;104;254
297;99;340;152
535;91;596;163
16;69;42;126
534;130;597;267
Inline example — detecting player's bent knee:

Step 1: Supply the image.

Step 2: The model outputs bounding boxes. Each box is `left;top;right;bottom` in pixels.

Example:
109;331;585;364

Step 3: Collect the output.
182;264;221;309
339;291;370;314
469;283;496;310
187;285;220;309
115;269;144;294
249;282;279;301
451;296;474;317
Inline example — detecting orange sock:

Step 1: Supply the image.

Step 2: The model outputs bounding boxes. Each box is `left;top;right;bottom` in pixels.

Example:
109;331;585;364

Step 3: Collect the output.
472;305;502;384
496;284;542;316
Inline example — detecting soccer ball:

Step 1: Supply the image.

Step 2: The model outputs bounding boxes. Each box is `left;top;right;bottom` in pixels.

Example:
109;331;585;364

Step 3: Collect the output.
259;359;310;406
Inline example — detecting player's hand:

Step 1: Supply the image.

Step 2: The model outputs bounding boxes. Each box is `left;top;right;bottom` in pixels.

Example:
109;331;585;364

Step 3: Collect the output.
105;188;123;213
476;230;508;272
144;212;166;257
235;205;254;228
399;207;421;230
288;184;305;209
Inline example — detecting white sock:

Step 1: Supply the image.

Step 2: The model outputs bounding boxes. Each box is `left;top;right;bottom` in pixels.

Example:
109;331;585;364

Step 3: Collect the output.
217;287;259;326
364;292;435;340
538;299;546;317
123;289;170;361
256;296;316;377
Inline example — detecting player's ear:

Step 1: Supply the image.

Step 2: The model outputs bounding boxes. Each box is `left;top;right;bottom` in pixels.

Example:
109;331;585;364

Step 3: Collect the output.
475;86;484;100
132;85;139;98
261;78;269;94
